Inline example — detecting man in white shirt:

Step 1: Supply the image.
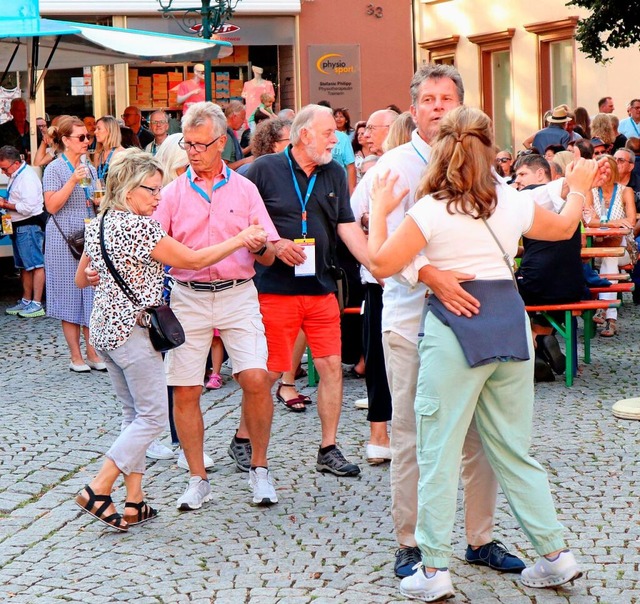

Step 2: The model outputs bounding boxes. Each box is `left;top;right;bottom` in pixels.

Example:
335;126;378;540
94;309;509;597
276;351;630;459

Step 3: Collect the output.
144;110;169;156
0;145;45;317
618;99;640;139
358;64;525;581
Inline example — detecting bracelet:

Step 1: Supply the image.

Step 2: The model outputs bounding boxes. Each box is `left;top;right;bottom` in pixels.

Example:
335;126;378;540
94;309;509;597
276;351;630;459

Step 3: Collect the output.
251;244;268;256
567;191;586;204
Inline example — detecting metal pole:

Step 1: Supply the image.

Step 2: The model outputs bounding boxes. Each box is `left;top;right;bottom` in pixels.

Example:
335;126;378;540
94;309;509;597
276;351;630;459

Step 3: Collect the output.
202;0;212;102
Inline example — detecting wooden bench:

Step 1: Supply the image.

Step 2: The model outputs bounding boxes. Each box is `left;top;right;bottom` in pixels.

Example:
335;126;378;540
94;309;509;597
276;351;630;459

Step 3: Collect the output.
581;246;625;259
525;299;621;386
589;282;635;296
599;273;630;281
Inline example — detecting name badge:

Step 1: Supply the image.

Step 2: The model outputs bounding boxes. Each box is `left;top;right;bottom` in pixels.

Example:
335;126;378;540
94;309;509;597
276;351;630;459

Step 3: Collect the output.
293;238;315;277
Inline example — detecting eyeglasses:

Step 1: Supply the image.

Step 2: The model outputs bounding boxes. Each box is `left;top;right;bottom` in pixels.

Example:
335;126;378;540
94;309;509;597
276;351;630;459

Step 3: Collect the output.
496;157;512;163
178;135;222;153
150;120;168;125
615;157;633;164
277;137;290;143
65;134;88;142
364;125;389;132
0;161;19;174
593;150;605;156
139;185;163;197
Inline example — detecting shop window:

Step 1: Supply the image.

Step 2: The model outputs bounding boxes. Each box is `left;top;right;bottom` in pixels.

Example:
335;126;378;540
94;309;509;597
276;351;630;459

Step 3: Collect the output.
468;29;515;151
524;18;578;116
419;35;459;66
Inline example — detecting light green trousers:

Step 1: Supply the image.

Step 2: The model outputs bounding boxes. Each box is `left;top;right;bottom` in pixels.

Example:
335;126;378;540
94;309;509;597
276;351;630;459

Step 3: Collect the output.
415;312;566;568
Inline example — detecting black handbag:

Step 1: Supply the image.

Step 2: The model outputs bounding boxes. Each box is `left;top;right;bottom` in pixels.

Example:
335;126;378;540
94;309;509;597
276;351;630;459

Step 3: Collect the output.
99;209;185;352
50;214;85;260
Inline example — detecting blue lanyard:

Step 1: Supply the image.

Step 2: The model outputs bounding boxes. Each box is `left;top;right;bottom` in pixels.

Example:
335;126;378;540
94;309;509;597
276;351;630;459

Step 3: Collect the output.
411;142;428;165
186;165;230;203
285;147;317;238
97;148;115;180
61;154;95;217
7;162;27;196
599;184;618;221
631;120;640;137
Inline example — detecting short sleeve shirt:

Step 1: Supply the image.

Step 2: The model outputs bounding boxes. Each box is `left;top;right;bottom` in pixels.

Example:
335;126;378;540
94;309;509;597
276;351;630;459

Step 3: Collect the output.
331;130;356;169
245;148;354;295
177;78;206;113
84;211;166;350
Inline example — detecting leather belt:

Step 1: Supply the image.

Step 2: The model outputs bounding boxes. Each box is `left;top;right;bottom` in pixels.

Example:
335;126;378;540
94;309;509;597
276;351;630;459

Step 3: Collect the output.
174;278;250;292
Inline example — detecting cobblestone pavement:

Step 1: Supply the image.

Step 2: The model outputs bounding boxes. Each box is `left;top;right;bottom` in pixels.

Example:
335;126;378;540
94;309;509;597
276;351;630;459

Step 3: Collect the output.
0;284;638;604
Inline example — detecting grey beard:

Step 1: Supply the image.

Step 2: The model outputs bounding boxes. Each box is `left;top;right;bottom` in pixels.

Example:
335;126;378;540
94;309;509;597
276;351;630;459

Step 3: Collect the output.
304;142;333;166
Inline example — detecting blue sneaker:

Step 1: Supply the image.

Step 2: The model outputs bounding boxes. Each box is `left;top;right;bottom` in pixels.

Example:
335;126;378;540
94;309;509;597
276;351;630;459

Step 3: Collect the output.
18;301;45;318
465;540;525;573
394;546;422;578
6;299;28;315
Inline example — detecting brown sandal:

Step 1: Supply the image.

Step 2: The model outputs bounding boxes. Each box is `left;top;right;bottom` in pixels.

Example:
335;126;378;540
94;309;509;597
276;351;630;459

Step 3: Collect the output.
123;500;158;525
275;382;307;412
75;485;128;532
600;319;617;337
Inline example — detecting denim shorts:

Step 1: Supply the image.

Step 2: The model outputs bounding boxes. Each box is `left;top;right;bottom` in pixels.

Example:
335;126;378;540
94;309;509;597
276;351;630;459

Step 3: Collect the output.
11;223;45;270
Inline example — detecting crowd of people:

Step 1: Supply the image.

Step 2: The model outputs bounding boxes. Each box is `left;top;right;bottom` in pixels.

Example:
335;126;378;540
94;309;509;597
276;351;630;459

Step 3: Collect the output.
0;63;622;601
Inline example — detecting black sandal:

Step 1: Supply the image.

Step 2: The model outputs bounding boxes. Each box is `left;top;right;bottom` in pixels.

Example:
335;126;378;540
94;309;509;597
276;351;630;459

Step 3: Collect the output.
74;485;128;532
123;500;158;525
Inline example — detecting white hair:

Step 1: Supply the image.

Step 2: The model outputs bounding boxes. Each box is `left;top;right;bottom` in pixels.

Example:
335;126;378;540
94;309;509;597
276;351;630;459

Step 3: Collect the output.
290;104;334;145
181;101;227;138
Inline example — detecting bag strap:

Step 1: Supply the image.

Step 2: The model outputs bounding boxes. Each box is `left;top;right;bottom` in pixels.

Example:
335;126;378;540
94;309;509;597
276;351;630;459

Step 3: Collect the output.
481;217;518;290
49;213;74;246
99;208;142;307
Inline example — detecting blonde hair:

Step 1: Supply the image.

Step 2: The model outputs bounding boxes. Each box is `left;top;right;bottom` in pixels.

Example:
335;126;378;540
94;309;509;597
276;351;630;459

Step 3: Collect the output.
48;115;83;151
155;133;189;185
416;106;497;219
100;148;163;214
591;113;614;145
382;111;414;152
96;115;122;151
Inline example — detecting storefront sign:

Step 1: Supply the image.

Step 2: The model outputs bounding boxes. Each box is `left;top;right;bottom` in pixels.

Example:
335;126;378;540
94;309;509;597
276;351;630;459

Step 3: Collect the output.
308;45;361;121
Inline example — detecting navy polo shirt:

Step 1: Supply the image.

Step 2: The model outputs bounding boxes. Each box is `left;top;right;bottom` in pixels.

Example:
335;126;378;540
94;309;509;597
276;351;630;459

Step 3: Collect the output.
245;146;354;295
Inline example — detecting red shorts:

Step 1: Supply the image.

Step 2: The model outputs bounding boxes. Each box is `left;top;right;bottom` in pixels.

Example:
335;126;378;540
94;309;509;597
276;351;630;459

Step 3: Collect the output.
258;293;341;372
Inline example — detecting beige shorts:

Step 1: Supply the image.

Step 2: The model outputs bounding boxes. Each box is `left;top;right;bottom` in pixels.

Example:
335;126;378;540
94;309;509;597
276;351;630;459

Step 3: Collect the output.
165;280;268;386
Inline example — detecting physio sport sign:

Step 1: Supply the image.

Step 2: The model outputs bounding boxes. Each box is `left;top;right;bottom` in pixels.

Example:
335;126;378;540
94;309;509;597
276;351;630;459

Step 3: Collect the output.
308;45;361;121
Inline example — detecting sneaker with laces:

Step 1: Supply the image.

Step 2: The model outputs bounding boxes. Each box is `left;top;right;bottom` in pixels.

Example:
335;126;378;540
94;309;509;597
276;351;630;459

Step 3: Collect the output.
17;301;45;318
521;550;582;588
177;449;214;470
465;540;525;573
249;467;278;506
6;300;28;316
316;446;361;477
146;439;175;460
395;546;422;578
176;476;211;511
400;565;455;602
228;437;252;472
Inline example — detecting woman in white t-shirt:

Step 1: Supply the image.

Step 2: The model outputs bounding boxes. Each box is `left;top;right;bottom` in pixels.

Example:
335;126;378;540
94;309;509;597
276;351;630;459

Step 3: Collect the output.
73;148;267;532
368;106;600;601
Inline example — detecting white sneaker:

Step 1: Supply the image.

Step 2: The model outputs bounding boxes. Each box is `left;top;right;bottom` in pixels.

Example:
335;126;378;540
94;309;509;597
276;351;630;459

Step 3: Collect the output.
354;398;368;409
521;550;582;588
146;440;175;460
176;476;211;511
399;565;455;602
177;449;215;470
249;467;278;506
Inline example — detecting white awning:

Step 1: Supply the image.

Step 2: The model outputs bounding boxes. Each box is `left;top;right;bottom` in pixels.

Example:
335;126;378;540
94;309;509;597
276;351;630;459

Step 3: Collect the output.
0;20;232;72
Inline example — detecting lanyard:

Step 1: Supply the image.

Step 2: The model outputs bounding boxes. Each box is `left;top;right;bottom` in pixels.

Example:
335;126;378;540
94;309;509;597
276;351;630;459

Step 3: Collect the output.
599;184;618;221
7;162;27;196
186;165;230;203
411;142;428;165
61;154;95;217
631;120;640;137
285;147;317;239
97;148;115;180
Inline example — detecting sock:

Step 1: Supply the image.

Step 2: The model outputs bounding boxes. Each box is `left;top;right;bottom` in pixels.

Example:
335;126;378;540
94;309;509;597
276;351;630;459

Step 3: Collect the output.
234;434;250;444
424;567;447;578
21;298;30;305
250;465;268;471
319;444;336;455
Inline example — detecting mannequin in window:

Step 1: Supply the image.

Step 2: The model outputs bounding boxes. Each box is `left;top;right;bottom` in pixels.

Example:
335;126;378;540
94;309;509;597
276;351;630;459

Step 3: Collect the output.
242;66;275;124
176;64;206;114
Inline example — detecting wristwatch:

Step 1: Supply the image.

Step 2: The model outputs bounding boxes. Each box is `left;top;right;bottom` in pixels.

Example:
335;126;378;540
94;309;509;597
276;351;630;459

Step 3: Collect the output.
252;244;268;256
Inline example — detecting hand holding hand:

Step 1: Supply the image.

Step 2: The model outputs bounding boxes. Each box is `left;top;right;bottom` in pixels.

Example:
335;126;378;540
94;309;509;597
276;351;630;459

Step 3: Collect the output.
85;265;100;287
238;219;267;251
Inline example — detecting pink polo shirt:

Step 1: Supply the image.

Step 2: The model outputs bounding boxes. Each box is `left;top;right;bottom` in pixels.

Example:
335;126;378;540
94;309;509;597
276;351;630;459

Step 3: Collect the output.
153;162;279;283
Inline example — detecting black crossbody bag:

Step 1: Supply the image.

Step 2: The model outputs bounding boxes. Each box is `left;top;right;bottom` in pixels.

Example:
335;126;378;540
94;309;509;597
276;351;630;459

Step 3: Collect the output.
99;209;185;352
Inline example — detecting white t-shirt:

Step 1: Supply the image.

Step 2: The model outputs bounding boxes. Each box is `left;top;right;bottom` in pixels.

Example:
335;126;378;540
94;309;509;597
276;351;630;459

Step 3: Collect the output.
407;180;535;280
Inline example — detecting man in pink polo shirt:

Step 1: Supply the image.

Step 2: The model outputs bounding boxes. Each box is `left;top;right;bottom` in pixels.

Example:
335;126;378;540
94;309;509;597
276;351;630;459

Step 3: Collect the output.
154;101;280;509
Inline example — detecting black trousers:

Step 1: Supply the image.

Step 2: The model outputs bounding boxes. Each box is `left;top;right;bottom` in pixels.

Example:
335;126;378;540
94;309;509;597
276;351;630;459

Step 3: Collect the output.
363;283;392;423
